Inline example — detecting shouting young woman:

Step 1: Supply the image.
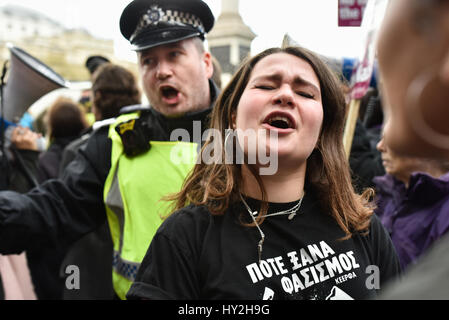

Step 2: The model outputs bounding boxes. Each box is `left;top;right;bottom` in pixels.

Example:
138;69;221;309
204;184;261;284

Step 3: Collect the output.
127;46;401;300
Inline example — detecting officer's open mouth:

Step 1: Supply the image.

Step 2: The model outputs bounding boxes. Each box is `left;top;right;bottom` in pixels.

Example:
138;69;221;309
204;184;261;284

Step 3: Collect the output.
160;86;179;99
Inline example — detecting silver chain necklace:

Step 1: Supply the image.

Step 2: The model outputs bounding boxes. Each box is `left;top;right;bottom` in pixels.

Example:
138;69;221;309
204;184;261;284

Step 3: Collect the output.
239;192;305;263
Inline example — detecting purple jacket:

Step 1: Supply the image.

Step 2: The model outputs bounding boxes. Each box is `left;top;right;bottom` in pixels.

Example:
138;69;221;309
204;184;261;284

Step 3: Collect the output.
373;172;449;270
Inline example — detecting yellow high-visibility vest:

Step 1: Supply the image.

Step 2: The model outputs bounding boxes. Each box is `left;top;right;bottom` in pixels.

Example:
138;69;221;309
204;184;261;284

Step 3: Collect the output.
103;112;198;299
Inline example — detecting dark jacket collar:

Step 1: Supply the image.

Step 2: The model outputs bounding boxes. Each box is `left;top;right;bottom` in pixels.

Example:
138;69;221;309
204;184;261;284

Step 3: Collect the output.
374;172;449;205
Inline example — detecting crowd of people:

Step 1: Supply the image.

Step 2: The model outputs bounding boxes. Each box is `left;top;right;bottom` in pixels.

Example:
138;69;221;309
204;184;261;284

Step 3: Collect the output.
0;0;448;300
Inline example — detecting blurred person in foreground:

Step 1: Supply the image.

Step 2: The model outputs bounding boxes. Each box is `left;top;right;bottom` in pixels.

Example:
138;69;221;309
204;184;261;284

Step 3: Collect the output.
0;0;218;300
377;0;449;159
374;136;449;270
376;0;449;299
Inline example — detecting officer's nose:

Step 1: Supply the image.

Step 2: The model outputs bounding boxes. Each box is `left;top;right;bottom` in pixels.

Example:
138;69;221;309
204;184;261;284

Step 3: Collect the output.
156;61;173;80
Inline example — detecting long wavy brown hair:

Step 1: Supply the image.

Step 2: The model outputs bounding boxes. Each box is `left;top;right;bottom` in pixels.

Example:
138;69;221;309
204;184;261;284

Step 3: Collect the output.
167;46;374;239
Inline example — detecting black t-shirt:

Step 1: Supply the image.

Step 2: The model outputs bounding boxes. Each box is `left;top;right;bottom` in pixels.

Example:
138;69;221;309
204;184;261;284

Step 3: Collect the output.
127;191;401;300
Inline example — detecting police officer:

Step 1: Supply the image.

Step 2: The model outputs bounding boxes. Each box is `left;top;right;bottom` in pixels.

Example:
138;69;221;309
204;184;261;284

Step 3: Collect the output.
0;0;217;300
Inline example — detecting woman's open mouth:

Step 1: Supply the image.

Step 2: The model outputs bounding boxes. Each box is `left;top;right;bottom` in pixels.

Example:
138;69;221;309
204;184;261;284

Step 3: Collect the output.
262;112;296;132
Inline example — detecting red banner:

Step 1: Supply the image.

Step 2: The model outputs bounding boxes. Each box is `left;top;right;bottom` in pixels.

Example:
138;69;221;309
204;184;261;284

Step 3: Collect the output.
338;0;368;27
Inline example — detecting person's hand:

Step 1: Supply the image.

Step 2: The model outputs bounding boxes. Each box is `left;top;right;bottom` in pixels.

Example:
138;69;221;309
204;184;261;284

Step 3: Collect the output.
11;127;41;151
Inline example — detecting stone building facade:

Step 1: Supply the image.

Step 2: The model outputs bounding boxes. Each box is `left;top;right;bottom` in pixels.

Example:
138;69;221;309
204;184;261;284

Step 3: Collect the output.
0;4;136;82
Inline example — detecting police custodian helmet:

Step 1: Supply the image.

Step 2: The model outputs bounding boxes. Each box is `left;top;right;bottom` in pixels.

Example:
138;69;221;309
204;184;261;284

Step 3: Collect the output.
120;0;215;52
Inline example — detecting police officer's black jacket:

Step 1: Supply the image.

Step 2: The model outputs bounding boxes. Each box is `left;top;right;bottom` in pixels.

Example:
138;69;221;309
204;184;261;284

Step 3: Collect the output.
0;80;218;255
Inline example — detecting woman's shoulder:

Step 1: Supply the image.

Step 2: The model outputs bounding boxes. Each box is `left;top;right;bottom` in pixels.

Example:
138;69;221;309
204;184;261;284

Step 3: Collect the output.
157;204;214;237
360;212;399;263
351;212;391;249
153;204;217;257
356;212;388;242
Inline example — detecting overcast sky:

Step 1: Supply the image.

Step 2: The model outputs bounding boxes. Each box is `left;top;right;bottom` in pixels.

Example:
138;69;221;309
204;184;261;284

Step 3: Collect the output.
0;0;368;61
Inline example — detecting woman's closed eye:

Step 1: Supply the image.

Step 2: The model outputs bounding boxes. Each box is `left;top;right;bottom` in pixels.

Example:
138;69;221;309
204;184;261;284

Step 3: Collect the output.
255;85;275;90
297;91;315;99
255;82;316;100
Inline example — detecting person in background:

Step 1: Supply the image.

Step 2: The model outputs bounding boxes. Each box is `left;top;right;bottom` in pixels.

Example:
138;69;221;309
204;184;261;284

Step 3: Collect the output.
79;55;111;125
59;63;141;174
37;97;88;182
127;46;400;300
361;88;383;149
86;56;110;76
374;136;449;270
6;126;42;192
0;126;40;300
376;0;449;299
349;119;385;193
340;83;385;194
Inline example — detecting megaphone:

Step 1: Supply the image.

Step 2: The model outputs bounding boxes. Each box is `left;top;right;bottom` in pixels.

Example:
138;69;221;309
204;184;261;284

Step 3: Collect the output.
1;44;68;123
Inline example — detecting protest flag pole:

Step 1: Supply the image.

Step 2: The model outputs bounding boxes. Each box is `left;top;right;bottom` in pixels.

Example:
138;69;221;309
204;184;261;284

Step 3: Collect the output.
340;0;389;159
343;99;361;159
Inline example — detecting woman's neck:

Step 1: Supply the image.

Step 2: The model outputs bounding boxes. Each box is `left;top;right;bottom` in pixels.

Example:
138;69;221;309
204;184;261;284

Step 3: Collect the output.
241;163;306;203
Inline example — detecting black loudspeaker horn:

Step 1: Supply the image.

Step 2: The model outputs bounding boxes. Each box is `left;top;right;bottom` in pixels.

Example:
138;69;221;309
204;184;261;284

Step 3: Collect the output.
2;44;68;122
